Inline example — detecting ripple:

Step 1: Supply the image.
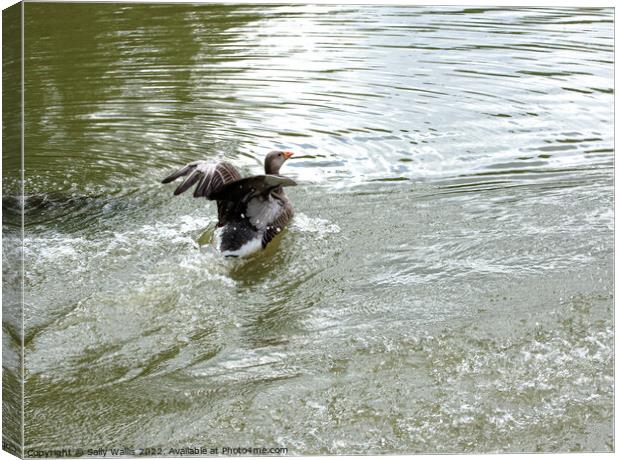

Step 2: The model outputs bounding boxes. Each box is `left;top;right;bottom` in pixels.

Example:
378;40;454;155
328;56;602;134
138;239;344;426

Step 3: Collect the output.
15;4;613;453
21;4;613;193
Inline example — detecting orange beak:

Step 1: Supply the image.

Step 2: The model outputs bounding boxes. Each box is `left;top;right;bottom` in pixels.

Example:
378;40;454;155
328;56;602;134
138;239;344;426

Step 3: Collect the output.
283;151;294;159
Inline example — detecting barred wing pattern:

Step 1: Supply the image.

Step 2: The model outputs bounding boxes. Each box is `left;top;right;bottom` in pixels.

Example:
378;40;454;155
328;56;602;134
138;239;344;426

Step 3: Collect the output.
161;161;242;198
261;199;294;248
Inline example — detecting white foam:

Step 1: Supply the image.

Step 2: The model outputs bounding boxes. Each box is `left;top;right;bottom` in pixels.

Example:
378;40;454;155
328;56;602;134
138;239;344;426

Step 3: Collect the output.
291;213;340;236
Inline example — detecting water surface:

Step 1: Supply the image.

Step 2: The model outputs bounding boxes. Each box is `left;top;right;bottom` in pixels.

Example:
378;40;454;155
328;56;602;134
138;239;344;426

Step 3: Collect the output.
3;3;614;454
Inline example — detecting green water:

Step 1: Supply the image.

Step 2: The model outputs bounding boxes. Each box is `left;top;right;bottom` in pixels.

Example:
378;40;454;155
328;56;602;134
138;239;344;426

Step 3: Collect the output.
2;3;614;454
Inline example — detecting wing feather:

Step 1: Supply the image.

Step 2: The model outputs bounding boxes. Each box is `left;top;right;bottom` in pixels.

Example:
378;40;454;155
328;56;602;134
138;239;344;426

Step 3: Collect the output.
174;169;202;195
161;162;199;184
261;199;294;248
208;175;297;202
161;160;241;199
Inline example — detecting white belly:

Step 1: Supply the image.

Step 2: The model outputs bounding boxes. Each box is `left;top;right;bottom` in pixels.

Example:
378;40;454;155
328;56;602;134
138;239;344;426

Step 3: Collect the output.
219;234;263;258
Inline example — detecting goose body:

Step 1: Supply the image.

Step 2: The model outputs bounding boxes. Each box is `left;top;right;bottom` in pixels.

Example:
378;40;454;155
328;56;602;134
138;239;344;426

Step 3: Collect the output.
162;151;296;257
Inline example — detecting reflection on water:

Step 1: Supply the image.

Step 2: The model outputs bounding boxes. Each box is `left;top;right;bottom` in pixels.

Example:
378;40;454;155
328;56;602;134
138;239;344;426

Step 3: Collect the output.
3;3;613;453
22;4;613;196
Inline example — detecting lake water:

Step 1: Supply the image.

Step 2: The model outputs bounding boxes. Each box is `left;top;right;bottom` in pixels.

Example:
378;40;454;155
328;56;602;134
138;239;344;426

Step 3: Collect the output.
2;3;614;454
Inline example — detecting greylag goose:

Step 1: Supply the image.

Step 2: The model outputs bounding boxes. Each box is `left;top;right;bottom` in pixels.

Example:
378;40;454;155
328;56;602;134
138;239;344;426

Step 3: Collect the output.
162;150;296;257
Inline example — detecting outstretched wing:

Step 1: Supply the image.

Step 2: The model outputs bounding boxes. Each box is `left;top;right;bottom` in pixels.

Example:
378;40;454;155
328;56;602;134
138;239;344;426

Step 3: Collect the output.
208;175;297;202
163;162;297;231
161;160;242;198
